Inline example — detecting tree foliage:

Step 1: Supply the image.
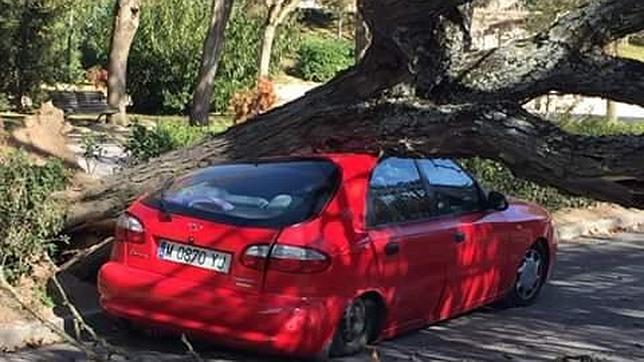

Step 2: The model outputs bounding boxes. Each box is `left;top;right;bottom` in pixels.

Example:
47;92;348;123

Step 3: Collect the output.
522;0;585;33
0;152;69;283
0;0;58;105
121;0;300;114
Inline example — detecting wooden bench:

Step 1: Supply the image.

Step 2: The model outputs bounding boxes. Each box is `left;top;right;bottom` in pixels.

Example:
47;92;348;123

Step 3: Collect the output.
51;91;119;122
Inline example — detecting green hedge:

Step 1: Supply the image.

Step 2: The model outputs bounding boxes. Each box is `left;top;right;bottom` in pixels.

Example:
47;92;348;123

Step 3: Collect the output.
0;151;70;283
295;36;354;82
124;119;228;164
461;158;594;211
462;117;644;210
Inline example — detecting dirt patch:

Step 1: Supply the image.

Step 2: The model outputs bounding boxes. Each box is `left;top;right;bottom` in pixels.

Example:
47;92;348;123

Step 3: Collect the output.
0;262;57;324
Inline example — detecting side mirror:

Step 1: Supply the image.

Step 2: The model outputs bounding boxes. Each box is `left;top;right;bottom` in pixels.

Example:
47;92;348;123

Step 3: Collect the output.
487;191;509;211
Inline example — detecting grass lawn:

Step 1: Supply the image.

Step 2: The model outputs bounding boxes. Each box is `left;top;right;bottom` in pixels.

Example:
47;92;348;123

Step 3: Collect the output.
125;113;233;134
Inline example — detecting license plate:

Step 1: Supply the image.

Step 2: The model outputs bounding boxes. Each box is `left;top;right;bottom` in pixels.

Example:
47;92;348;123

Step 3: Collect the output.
157;240;232;274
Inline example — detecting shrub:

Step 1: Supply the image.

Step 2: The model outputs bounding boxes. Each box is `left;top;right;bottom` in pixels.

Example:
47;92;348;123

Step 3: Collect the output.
295;35;354;82
558;116;644;136
461;117;644;210
229;78;277;123
0;92;11;112
0;151;70;283
124;119;223;164
120;0;301;115
460;158;594;211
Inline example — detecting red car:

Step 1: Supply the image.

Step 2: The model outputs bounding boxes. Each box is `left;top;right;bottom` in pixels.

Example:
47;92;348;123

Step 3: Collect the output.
98;153;557;359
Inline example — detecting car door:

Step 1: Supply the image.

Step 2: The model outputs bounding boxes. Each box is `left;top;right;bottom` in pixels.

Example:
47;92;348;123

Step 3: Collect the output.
365;158;455;329
416;159;508;318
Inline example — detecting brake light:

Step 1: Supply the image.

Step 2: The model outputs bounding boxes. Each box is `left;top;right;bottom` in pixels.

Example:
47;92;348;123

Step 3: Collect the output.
241;244;330;273
115;213;144;243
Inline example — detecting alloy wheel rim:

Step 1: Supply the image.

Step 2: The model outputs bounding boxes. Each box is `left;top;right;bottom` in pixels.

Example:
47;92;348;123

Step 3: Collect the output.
515;248;544;300
342;300;367;342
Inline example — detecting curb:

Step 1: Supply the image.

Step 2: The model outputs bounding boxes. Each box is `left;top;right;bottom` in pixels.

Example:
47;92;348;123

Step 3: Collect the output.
555;207;644;241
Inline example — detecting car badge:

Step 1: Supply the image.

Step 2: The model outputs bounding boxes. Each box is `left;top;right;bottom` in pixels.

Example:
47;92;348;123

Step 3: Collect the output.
188;222;203;232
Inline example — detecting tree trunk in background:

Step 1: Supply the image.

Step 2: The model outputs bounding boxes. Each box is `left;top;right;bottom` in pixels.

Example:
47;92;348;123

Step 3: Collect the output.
257;0;300;80
606;41;620;122
107;0;140;125
189;0;234;126
258;23;277;79
337;12;343;39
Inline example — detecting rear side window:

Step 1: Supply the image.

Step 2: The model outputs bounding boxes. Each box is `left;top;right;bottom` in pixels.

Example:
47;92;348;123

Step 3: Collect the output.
417;159;481;216
367;158;432;226
144;159;340;228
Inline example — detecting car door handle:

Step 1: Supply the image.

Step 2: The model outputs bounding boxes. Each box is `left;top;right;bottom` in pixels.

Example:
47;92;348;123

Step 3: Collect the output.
453;232;466;243
384;242;400;256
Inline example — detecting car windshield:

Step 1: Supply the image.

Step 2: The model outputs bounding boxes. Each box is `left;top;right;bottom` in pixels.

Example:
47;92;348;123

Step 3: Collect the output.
143;159;340;228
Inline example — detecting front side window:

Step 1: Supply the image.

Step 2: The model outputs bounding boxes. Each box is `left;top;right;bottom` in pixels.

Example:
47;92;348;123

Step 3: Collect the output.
367;158;432;226
144;159;340;228
417;159;481;216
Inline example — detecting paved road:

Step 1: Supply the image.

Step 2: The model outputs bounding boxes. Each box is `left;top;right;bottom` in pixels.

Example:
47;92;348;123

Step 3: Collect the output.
4;230;644;362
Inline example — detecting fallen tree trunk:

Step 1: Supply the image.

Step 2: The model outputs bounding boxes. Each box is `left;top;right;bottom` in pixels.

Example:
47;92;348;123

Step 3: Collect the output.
62;0;644;232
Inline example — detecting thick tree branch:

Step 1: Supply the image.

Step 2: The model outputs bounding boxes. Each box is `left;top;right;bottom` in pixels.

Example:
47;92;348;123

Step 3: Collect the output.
545;53;644;105
428;0;644;105
63;99;644;230
62;0;644;233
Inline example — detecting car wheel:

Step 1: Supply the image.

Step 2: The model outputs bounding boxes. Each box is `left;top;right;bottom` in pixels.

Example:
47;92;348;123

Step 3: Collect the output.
503;243;548;307
329;297;377;357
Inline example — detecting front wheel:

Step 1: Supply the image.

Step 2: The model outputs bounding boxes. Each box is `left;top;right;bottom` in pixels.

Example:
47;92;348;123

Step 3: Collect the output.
502;243;548;307
329;298;377;357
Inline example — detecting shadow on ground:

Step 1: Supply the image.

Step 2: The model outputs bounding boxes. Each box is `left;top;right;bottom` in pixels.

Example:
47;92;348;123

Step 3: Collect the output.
4;231;643;362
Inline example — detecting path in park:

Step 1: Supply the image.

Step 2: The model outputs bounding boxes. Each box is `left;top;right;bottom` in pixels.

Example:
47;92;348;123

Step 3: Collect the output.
4;230;644;362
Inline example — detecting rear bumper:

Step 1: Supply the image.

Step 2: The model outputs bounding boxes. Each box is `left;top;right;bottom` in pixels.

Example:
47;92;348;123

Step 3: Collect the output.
98;262;342;358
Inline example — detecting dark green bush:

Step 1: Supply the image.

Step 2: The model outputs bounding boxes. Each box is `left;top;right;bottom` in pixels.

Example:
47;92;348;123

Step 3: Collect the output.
124;119;223;164
0;151;70;283
461;118;644;210
0;92;11;112
461;158;593;211
295;35;354;82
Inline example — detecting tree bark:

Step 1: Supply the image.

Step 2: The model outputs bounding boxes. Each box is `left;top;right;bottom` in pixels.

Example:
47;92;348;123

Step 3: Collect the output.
189;0;234;126
107;0;140;125
258;23;277;79
257;0;300;80
62;0;644;232
354;7;370;61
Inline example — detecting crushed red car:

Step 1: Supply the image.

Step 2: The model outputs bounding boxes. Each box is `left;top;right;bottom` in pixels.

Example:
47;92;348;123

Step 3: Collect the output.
98;153;557;359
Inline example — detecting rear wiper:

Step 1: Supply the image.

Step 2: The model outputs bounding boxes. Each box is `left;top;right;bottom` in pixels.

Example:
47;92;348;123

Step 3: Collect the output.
158;176;175;222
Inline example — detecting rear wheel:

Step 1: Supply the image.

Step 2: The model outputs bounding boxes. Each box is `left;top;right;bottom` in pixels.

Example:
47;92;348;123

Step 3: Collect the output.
503;243;548;307
329;297;377;357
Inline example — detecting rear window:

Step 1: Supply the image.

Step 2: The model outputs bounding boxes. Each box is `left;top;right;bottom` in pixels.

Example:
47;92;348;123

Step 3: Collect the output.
143;159;340;228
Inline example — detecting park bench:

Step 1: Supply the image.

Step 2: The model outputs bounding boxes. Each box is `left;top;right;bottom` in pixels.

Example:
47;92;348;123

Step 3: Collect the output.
51;91;119;122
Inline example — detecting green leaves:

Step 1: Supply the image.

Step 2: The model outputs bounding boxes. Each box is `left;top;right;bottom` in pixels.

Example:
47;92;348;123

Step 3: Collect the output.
461;157;594;211
295;35;353;82
0;151;70;283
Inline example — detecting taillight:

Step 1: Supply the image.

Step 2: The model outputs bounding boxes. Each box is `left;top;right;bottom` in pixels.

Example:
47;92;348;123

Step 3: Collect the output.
115;213;144;244
241;244;330;274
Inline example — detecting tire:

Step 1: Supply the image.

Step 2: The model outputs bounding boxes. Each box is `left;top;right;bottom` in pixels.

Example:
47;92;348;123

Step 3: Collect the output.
329;297;377;357
502;242;548;307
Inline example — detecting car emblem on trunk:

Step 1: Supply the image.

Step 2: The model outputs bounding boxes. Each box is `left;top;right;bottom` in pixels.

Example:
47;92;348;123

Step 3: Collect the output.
188;222;203;231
